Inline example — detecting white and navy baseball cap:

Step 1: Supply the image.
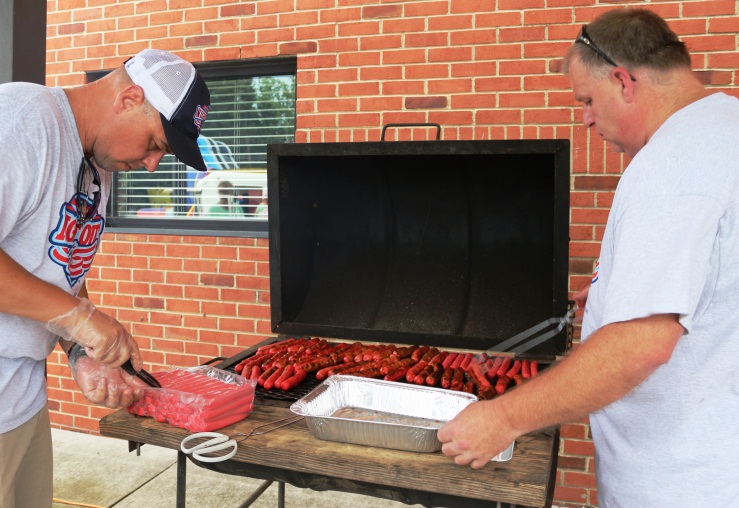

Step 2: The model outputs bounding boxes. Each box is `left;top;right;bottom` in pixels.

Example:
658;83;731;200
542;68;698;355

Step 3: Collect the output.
125;49;211;171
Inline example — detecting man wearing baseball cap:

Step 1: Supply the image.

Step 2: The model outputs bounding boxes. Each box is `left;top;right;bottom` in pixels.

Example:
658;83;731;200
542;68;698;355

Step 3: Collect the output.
0;48;210;507
124;49;211;171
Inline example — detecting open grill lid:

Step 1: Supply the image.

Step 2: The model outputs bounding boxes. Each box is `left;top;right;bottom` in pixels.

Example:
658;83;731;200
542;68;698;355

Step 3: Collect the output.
267;139;571;356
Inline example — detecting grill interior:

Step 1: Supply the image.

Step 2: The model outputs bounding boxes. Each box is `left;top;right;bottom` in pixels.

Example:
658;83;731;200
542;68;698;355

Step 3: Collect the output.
267;139;571;355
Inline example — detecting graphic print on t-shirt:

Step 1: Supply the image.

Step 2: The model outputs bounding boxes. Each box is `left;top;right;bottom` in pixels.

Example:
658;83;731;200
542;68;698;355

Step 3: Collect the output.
48;192;105;287
591;259;600;284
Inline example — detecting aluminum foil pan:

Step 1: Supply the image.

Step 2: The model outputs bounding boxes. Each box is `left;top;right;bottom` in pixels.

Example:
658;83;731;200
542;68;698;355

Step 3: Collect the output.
290;375;477;453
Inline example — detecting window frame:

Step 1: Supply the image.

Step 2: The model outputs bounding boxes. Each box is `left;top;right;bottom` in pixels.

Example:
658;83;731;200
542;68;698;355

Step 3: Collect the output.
94;56;297;238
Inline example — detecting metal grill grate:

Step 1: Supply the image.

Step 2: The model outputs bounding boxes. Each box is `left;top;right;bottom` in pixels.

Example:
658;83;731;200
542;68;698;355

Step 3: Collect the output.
254;374;321;402
222;363;322;402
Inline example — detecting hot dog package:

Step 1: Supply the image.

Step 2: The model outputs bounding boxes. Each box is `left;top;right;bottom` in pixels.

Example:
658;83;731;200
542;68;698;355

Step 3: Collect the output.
127;366;257;432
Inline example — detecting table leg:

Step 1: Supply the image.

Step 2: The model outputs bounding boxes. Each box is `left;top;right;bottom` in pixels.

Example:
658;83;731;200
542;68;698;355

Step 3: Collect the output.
236;480;273;508
278;481;285;508
177;450;187;508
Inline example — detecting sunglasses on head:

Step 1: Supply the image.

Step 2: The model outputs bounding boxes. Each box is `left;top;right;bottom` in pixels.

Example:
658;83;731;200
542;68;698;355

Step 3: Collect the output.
76;157;101;225
576;25;636;82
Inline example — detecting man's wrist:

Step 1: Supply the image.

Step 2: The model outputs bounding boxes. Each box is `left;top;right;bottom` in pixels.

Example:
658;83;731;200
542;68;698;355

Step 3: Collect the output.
67;342;87;370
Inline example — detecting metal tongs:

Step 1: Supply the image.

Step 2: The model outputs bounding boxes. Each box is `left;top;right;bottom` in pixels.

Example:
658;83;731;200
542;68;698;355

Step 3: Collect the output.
180;416;304;463
242;415;304;438
121;359;162;388
475;304;579;372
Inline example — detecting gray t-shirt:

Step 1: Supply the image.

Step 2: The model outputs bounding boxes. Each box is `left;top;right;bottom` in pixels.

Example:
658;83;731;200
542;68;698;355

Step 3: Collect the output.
582;93;739;507
0;83;110;432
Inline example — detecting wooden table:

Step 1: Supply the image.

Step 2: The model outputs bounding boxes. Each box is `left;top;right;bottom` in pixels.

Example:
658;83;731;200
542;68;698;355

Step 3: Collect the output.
100;398;558;508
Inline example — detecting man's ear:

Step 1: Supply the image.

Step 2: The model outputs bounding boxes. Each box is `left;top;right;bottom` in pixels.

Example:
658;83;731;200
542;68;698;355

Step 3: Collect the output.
114;84;146;114
612;67;636;102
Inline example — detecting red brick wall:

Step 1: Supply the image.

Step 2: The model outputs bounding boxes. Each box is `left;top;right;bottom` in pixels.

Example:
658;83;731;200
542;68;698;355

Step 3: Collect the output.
44;2;739;507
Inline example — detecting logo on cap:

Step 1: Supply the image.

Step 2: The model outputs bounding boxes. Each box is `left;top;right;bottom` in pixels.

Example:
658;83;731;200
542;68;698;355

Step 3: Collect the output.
194;105;209;132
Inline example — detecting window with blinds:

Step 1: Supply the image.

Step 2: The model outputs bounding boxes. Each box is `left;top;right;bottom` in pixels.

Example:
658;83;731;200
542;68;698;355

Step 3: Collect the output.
102;57;297;236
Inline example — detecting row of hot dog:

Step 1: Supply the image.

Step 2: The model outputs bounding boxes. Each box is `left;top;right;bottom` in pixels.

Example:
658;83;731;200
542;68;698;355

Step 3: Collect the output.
234;337;542;399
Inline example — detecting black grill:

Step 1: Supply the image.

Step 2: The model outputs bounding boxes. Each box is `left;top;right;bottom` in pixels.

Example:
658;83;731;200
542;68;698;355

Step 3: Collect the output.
215;137;572;401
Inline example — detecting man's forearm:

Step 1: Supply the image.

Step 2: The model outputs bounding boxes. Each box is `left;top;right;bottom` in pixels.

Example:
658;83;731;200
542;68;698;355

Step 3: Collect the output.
498;314;684;437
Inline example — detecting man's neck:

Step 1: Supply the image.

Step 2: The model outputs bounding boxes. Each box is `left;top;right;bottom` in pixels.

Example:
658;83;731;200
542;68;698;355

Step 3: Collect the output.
640;70;710;151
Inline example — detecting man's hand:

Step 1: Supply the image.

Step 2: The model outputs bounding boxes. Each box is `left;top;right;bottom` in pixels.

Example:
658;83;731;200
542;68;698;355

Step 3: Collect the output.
70;354;146;408
437;399;517;469
47;298;142;369
573;284;589;310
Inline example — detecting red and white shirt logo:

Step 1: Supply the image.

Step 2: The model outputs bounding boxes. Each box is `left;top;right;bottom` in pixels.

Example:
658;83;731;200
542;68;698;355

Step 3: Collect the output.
48;193;105;287
591;259;600;284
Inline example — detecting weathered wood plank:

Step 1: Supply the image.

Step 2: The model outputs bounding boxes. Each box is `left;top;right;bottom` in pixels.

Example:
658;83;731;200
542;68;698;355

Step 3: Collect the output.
100;400;557;507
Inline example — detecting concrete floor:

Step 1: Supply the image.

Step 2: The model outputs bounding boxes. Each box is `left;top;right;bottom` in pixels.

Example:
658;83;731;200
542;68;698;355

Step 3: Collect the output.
51;428;426;508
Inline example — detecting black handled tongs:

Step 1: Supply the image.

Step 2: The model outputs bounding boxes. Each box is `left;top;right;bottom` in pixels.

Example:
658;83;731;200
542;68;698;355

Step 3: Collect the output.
121;359;162;388
474;303;579;375
489;304;578;354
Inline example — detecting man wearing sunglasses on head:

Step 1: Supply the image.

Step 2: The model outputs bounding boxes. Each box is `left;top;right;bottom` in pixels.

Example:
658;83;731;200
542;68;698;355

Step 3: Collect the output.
439;8;739;507
0;49;210;508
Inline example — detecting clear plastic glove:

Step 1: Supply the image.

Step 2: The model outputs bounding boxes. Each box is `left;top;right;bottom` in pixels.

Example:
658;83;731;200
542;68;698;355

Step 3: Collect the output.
68;345;146;408
46;298;142;369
